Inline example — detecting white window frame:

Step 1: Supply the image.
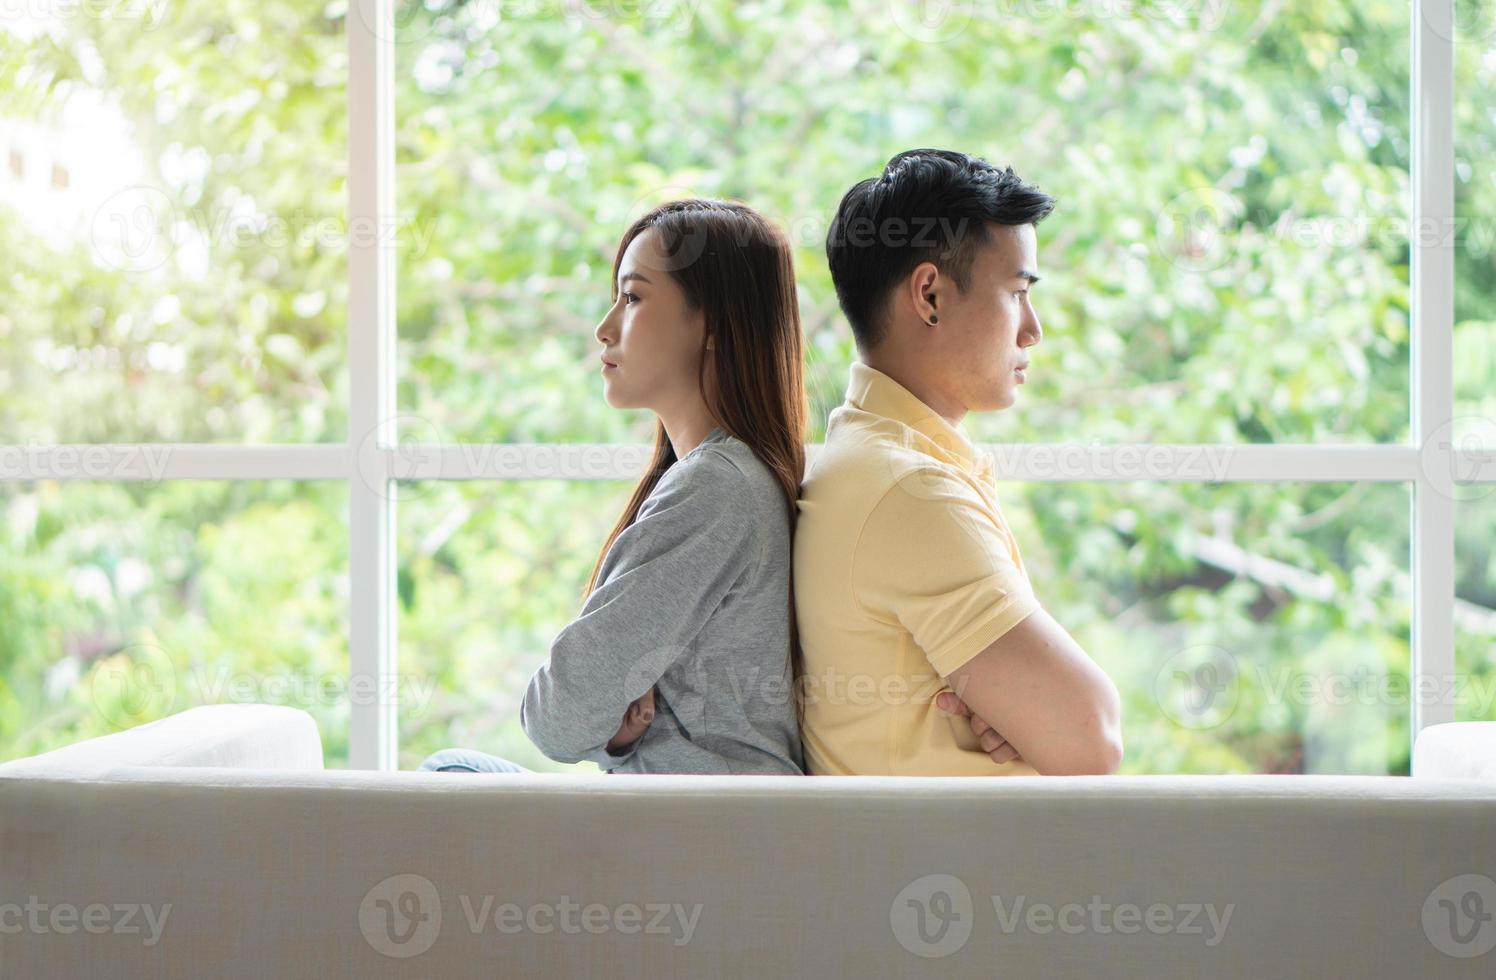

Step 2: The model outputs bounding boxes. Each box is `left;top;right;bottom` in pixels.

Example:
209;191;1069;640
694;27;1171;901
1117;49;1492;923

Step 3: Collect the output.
5;0;1488;769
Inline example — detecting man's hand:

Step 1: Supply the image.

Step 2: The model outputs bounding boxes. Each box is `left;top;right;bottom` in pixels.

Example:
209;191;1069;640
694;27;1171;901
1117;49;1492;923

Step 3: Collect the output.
606;688;656;754
936;691;1022;766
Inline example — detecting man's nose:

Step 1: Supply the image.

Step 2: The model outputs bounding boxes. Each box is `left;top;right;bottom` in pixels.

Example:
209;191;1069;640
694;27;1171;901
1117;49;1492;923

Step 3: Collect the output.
1021;306;1042;347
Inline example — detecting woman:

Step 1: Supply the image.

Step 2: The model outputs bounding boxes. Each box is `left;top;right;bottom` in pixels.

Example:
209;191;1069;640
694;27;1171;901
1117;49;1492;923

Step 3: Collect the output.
419;199;807;775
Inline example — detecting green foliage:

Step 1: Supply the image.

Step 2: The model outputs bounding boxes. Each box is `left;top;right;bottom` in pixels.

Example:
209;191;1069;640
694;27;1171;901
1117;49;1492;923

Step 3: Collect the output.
1;0;1492;773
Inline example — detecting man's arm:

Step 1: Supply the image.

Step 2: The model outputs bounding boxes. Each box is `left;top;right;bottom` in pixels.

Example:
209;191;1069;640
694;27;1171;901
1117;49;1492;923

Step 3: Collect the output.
853;471;1123;774
935;691;1024;765
941;609;1122;775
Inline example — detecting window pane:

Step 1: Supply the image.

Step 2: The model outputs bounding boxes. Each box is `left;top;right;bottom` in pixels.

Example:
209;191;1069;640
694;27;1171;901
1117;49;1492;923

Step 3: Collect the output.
1456;495;1496;723
400;476;1409;775
1453;8;1496;447
396;1;1409;445
0;4;347;443
1447;4;1494;723
0;480;351;766
1005;480;1412;774
397;479;631;772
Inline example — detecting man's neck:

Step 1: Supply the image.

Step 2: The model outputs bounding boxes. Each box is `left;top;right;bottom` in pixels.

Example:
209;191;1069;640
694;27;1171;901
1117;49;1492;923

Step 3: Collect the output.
860;350;966;429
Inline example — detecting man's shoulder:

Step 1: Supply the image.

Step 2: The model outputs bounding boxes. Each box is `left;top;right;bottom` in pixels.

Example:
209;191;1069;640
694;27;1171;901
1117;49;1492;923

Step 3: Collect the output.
804;407;974;505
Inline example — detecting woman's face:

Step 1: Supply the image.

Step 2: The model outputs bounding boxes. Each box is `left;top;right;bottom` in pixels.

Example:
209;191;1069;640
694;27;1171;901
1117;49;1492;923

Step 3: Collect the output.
594;228;710;412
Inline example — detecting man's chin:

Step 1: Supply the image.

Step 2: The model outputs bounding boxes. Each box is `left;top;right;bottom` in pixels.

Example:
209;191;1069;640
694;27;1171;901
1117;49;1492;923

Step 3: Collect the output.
976;386;1018;412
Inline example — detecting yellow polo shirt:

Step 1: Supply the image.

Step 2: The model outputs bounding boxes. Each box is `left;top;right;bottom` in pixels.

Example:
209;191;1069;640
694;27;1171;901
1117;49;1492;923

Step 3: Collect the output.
794;362;1042;776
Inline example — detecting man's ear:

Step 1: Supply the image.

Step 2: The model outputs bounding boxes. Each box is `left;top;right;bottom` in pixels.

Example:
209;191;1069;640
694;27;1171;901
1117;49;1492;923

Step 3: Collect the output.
909;262;941;326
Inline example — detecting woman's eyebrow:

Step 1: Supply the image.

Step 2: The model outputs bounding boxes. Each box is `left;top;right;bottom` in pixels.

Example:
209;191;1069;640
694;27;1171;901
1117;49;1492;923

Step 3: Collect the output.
619;271;653;286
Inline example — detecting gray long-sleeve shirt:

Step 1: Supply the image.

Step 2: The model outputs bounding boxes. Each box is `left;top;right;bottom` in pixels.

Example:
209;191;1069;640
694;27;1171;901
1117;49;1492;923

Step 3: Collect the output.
520;425;805;774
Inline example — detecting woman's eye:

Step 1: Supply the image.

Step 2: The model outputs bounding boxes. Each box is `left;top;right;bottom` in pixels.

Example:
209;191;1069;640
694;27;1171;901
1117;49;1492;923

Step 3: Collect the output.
621;292;639;306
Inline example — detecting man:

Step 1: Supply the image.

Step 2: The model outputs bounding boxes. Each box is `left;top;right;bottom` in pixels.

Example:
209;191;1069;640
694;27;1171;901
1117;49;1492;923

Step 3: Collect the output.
795;148;1123;776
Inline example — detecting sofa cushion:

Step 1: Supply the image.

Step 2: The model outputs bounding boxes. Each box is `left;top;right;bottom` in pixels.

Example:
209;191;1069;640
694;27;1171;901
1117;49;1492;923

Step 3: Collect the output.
1414;721;1496;780
0;704;322;776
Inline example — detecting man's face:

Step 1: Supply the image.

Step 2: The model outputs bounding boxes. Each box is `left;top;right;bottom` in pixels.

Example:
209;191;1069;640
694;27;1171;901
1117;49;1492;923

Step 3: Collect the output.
937;222;1042;413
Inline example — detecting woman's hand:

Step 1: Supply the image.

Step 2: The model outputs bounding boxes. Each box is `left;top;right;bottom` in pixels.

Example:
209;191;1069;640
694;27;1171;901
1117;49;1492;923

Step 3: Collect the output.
936;691;1023;766
606;687;656;754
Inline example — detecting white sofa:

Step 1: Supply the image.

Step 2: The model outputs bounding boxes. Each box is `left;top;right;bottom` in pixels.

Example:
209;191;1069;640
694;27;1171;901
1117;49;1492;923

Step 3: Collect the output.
3;705;1495;978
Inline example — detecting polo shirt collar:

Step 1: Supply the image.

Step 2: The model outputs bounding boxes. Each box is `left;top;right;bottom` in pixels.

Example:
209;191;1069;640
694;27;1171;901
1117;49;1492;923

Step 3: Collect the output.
844;361;990;478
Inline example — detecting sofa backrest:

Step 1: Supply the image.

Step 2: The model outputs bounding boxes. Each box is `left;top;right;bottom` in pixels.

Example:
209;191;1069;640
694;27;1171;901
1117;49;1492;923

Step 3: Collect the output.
4;767;1495;978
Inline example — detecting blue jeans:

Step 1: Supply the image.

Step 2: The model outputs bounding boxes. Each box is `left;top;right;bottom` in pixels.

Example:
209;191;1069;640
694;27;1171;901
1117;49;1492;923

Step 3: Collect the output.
418;748;530;773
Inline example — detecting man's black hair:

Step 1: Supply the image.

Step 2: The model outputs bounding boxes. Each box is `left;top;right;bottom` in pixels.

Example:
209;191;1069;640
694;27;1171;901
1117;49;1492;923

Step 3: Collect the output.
825;148;1055;350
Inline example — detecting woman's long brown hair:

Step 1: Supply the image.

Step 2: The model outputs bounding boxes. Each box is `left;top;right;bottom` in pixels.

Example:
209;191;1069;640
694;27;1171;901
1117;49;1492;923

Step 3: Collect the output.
583;199;808;721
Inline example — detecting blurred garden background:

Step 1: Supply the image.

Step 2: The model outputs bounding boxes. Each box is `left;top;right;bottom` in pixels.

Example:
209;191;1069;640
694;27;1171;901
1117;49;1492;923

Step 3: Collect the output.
1;0;1492;772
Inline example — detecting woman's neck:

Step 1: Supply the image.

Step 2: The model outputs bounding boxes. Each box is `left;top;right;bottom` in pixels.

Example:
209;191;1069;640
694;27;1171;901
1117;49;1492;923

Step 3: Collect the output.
658;400;719;460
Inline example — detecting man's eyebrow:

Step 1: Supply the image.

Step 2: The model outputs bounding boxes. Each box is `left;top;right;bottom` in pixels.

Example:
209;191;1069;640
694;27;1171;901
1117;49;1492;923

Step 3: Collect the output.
1016;269;1041;285
619;271;652;286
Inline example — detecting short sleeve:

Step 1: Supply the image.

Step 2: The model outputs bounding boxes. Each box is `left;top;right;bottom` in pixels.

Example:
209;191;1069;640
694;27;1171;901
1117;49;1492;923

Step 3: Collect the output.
520;450;756;767
852;469;1040;677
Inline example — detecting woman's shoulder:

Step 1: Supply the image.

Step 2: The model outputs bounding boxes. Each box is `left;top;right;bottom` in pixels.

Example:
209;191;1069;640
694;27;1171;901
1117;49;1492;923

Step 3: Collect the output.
645;429;788;529
679;428;785;502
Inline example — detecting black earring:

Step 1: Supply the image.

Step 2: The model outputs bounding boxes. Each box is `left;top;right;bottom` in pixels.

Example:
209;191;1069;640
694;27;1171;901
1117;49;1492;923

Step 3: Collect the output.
929;314;939;325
